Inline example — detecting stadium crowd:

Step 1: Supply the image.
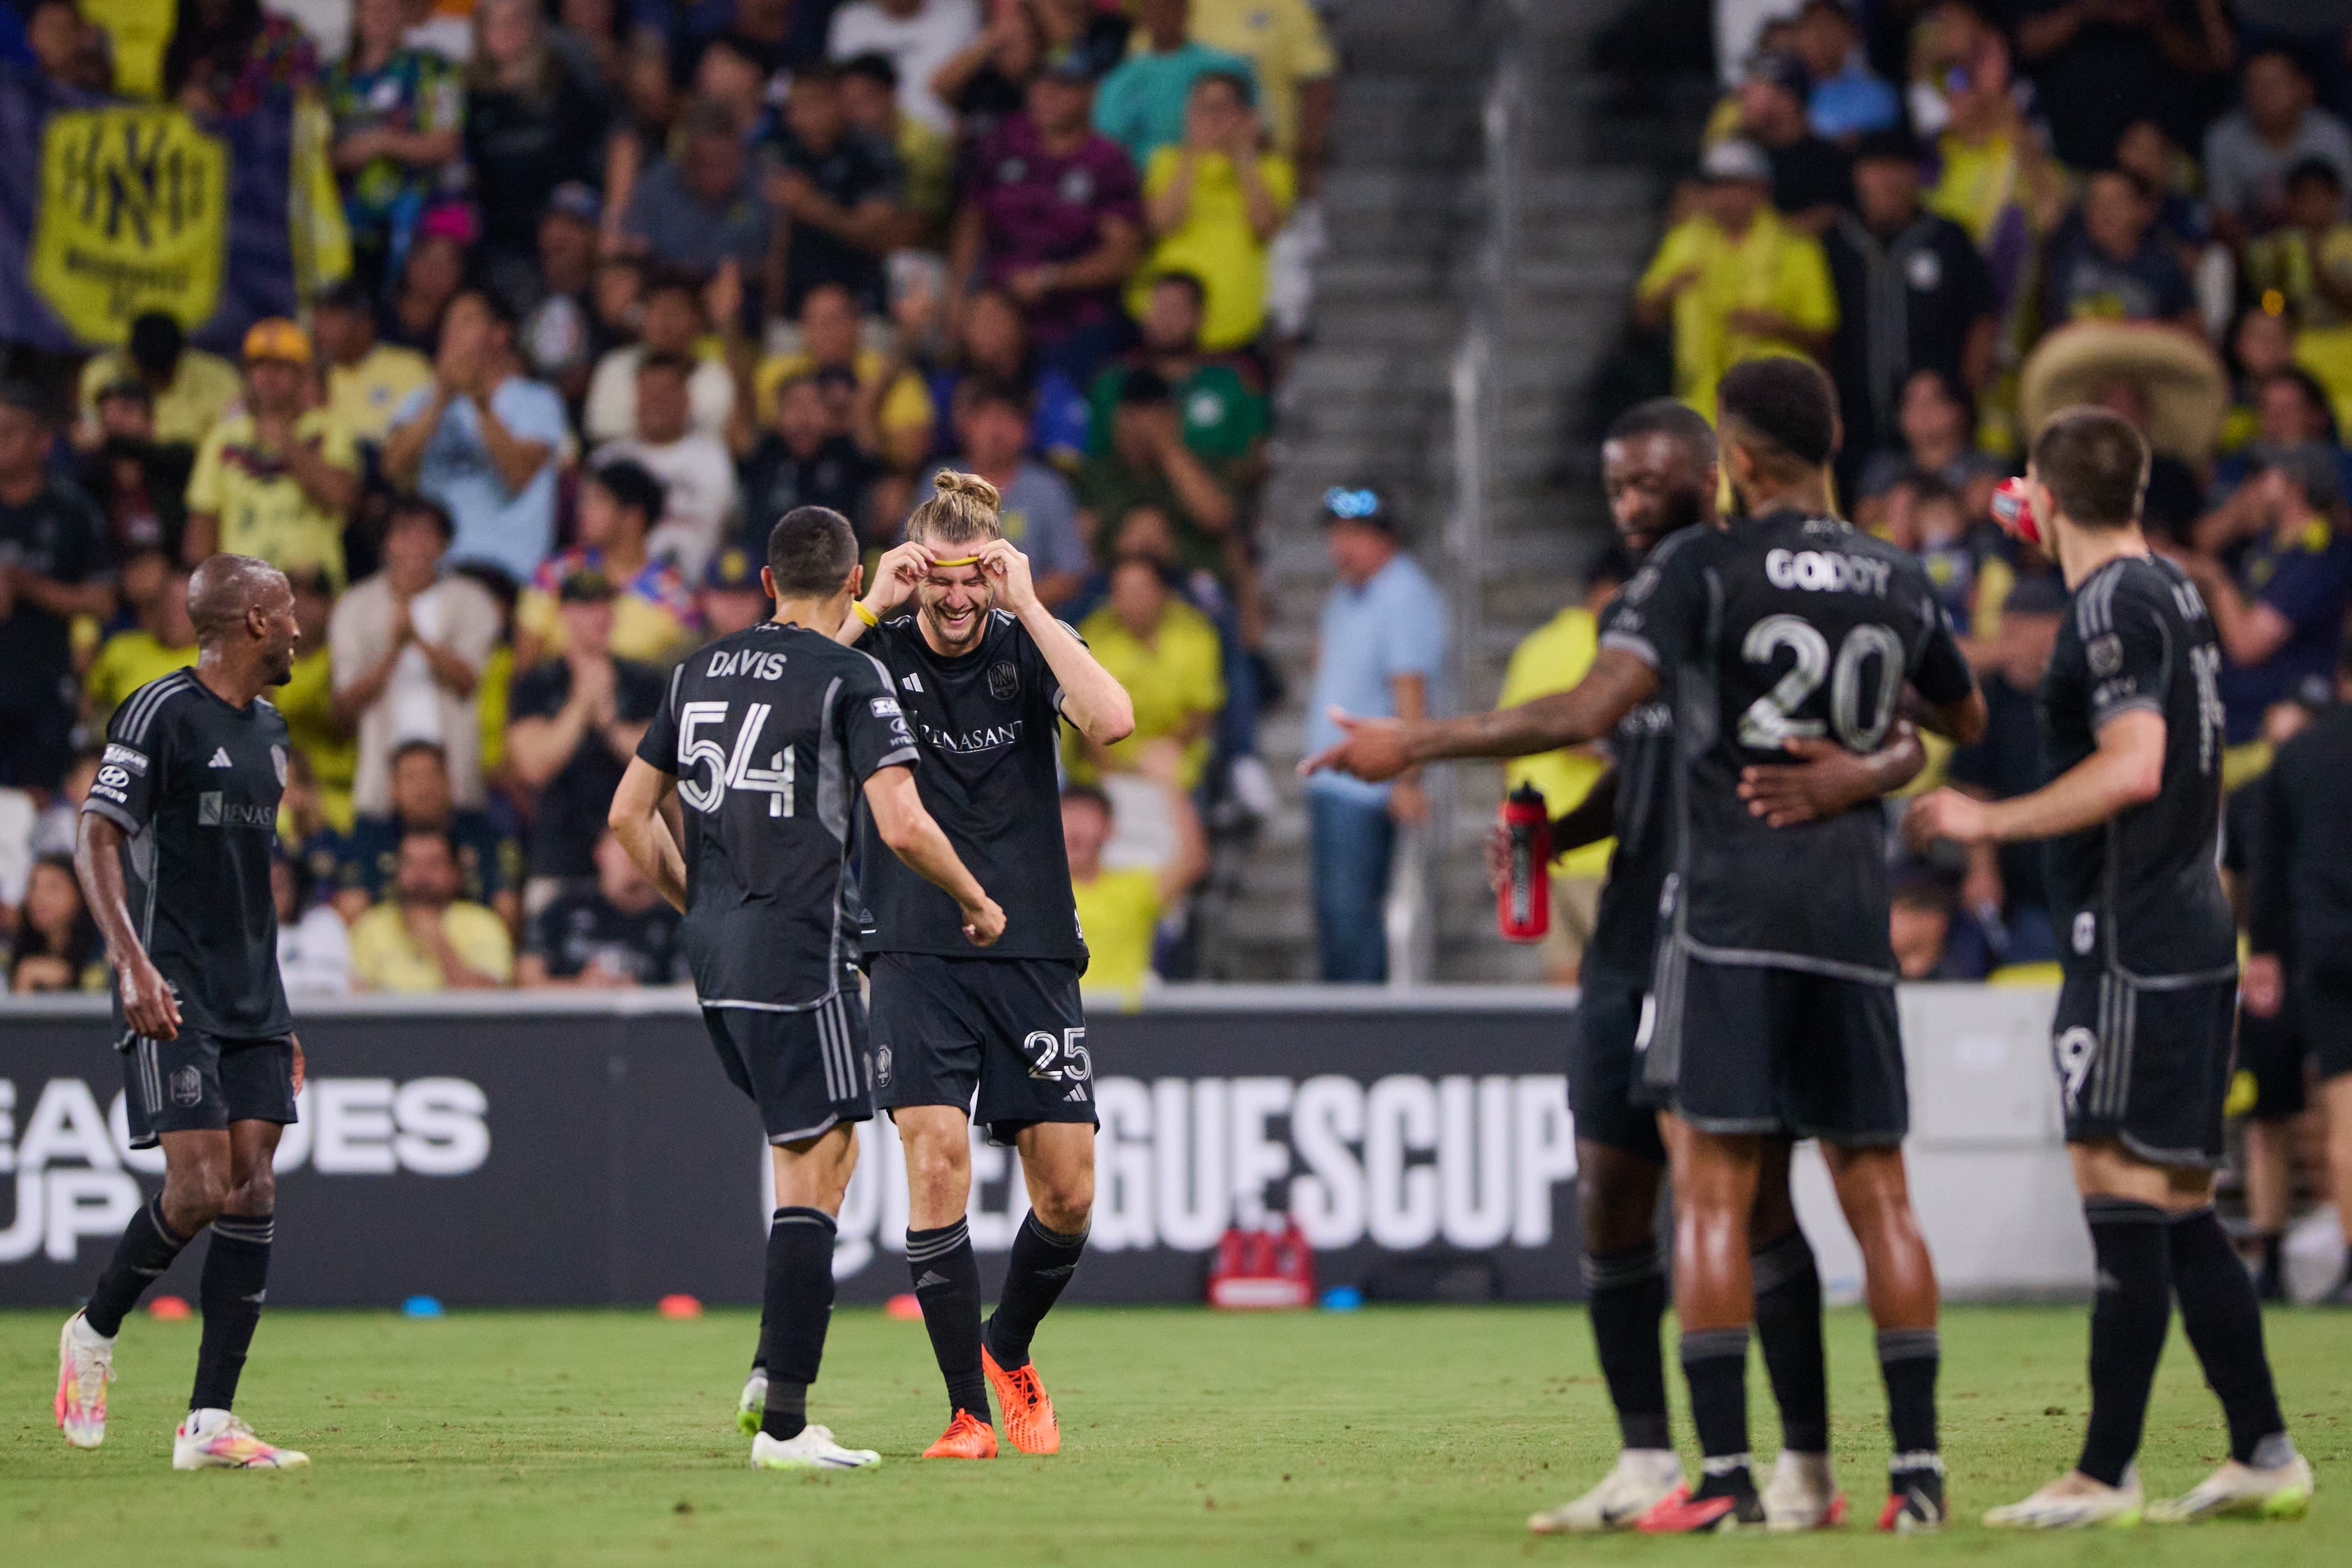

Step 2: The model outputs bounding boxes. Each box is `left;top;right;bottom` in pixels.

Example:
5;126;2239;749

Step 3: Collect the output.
0;0;1338;1001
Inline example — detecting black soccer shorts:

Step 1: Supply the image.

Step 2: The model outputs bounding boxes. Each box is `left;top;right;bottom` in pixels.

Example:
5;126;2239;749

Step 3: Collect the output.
1641;947;1907;1145
701;984;875;1145
119;1030;299;1149
2052;961;2236;1168
868;953;1097;1145
1570;962;1667;1164
2295;964;2352;1085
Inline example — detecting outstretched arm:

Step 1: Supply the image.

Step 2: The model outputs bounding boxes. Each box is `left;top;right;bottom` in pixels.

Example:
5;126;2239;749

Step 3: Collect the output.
1906;708;2165;850
1300;646;1658;784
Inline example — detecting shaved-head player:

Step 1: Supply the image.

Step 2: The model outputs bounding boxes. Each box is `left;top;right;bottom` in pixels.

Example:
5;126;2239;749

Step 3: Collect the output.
58;554;310;1470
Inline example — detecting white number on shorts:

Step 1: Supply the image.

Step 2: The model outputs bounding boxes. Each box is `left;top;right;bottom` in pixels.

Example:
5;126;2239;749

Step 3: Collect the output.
2054;1026;2098;1113
1021;1027;1091;1082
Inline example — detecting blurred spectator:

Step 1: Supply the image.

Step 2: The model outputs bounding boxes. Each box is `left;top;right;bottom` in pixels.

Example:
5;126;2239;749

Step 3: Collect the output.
1074;369;1237;579
10;854;101;992
2218;307;2301;454
2221;367;2352;502
1131;69;1292;352
163;0;319;115
464;0;610;285
325;0;465;296
272;854;352;997
1087;272;1267;477
74;311;240;452
342;737;518;921
185;318;359;581
737;371;881;549
1887;475;1985;626
0;385;111;793
277;743;352;908
827;0;978;136
518;184;607;406
948;53;1143;381
1302;487;1444;983
82;553;196;731
752;281;938;473
518;458;700;667
278;565;356;830
505;565;665;898
761;62;907;316
23;0;106;92
1633;139;1835;422
385;289;569;584
930;283;1091;469
380;219;469;352
1092;0;1254;172
1855;369;2005;522
349;827;514;990
2014;0;2228;174
699;542;771;637
2039;168;2200;337
314;279;434;449
517;829;686;986
841;50;954;243
1889;871;1988;981
922;377;1088;603
926;0;1039;146
2243;159;2352;416
2184;444;2352;748
1793;0;1897;141
1735;51;1853;233
676;0;821;81
621;98;776;281
1916;11;2042;305
592;355;741;577
1824;129;1998;490
332;494;505;825
1944;572;2069;965
1493;546;1633;986
1189;0;1333;189
1063;764;1208;1001
75;380;192;561
2204;48;2352;246
548;0;627;110
584;270;736;446
1070;555;1223;788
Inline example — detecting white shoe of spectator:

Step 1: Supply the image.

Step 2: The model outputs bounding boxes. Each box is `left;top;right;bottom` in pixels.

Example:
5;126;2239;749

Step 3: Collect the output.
1267;201;1327;341
1228;755;1279;824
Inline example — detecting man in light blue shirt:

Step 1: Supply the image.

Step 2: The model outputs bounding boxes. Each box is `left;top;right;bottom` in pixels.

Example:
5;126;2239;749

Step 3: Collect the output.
1093;0;1256;171
1796;0;1897;142
384;290;570;587
1302;485;1445;981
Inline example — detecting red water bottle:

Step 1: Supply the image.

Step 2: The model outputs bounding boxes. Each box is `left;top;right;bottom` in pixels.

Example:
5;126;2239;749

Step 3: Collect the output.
1990;476;2042;546
1498;783;1551;942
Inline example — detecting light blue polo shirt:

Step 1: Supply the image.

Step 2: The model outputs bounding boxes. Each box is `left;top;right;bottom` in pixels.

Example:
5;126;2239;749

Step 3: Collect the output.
396;376;570;585
1305;551;1447;805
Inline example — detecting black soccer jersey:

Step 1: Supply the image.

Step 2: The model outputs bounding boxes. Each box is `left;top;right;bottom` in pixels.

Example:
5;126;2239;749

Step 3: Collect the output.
857;610;1087;964
1602;509;1977;978
1585;678;1677;977
2037;554;2235;979
82;668;293;1038
636;621;919;1007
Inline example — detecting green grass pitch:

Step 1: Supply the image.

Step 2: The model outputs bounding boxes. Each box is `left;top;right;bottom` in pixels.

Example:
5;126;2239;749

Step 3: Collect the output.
2;1304;2345;1566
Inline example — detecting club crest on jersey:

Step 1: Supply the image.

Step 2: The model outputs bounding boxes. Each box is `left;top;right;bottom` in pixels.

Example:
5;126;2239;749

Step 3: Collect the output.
2087;633;2123;677
987;661;1020;701
707;648;789;680
2072;911;2097;956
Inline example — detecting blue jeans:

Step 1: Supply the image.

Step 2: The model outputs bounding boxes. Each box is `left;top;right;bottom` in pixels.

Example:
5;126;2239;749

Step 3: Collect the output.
1309;791;1395;983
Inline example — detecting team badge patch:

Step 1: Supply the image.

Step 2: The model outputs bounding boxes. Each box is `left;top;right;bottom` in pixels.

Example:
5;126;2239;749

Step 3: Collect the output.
171;1066;203;1106
874;1045;893;1087
987;662;1020;701
2087;634;2123;677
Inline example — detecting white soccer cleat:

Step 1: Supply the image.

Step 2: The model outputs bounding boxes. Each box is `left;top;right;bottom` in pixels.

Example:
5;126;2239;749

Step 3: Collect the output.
2146;1455;2314;1523
750;1424;883;1472
1983;1469;2141;1529
172;1410;310;1470
1527;1447;1684;1533
1762;1449;1849;1531
55;1312;114;1449
737;1371;767;1436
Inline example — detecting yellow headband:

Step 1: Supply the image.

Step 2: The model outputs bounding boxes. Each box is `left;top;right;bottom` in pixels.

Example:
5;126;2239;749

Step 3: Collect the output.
931;554;983;567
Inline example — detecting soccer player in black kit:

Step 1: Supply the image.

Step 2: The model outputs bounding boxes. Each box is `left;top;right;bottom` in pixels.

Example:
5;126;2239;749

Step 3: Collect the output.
1910;409;2314;1528
1308;360;1984;1533
835;470;1134;1460
1502;402;1930;1535
56;554;310;1470
609;506;1007;1471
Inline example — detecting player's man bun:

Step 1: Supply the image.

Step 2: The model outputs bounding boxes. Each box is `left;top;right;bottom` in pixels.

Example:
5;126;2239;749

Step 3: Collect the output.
907;469;1005;548
1717;356;1840;472
2030;407;2149;532
767;506;861;597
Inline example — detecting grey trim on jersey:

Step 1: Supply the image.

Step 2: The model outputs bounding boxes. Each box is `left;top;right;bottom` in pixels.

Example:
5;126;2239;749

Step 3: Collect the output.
1599;630;1660;667
767;1112;844;1146
1677;933;1902;986
114;669;196;745
2075;558;2129;637
79;795;142;836
816;675;851;842
2091;695;2164;725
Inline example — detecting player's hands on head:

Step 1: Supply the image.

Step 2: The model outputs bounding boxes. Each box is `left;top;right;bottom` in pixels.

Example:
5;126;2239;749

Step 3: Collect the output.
1298;709;1412;783
960;894;1007;947
977;540;1037;613
1739;735;1873;828
866;539;936;616
1902;786;1989;849
2243;952;2284;1019
119;950;182;1041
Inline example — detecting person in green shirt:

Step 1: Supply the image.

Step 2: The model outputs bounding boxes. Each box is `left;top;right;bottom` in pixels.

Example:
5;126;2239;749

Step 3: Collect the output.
1085;272;1269;479
1073;367;1240;577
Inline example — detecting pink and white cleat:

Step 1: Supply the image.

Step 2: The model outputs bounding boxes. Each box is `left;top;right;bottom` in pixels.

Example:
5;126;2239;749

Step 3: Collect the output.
172;1409;309;1470
55;1311;114;1449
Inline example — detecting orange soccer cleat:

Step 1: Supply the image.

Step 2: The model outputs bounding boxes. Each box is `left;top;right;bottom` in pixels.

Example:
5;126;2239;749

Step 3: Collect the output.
921;1410;998;1459
981;1346;1061;1455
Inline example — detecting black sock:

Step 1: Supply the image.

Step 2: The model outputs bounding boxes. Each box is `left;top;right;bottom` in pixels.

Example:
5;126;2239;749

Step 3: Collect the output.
1752;1229;1828;1454
1586;1245;1671;1451
984;1211;1087;1371
758;1207;836;1442
1680;1327;1753;1495
2166;1205;2288;1465
1876;1327;1939;1461
83;1198;191;1338
190;1214;272;1413
907;1219;989;1422
2254;1231;2284;1296
2079;1197;2170;1487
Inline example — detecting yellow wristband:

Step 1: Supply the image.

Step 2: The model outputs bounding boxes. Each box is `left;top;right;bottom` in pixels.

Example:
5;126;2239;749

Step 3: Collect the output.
851;601;879;627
